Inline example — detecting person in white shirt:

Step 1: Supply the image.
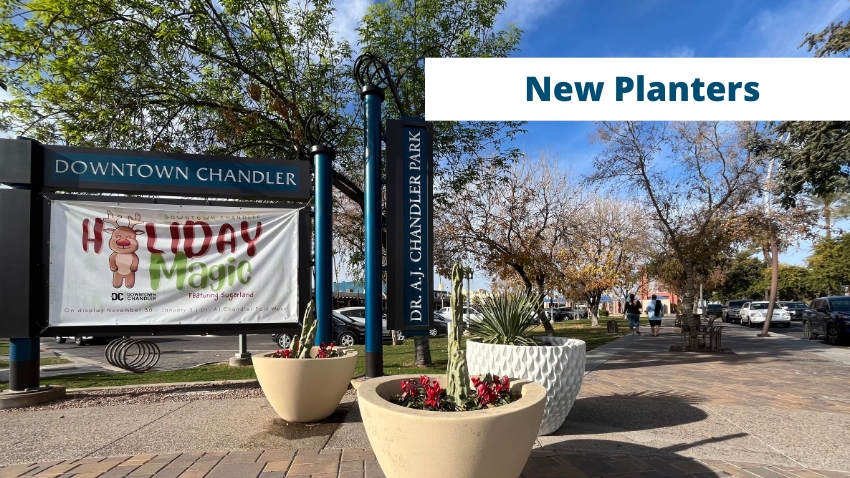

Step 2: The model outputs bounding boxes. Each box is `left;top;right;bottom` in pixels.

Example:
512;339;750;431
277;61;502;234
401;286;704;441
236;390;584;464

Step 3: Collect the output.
645;294;663;336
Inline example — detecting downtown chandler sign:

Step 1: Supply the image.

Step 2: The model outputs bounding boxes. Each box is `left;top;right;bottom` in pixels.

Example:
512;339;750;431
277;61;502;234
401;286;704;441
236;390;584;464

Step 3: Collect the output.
43;145;311;200
0;138;310;338
386;119;434;335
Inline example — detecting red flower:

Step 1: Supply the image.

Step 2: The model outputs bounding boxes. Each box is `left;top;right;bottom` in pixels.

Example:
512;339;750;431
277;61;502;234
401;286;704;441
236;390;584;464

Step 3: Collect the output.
400;379;419;400
272;349;293;358
419;375;430;386
473;374;512;407
424;380;443;408
316;342;336;358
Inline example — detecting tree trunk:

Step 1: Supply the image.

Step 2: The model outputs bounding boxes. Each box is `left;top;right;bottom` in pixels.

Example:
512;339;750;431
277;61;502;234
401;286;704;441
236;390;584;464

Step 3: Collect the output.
535;293;556;335
760;236;779;337
825;210;832;240
588;293;601;327
682;261;698;330
533;278;556;335
414;336;432;366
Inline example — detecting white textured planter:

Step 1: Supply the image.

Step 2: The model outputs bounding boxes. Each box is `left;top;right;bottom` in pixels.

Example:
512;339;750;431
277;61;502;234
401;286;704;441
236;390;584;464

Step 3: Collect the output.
466;337;586;435
358;374;545;478
253;347;357;423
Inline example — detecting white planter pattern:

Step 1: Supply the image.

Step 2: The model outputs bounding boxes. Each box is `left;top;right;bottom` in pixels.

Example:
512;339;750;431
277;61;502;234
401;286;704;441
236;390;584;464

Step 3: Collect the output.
466;336;586;435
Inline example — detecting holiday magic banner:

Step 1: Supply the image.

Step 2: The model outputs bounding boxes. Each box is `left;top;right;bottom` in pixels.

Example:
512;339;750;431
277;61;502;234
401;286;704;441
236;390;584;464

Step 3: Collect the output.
48;200;300;327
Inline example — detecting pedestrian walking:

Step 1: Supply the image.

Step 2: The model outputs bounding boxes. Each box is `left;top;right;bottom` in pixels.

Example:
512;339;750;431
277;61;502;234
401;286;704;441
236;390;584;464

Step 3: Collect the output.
646;294;663;336
624;293;642;335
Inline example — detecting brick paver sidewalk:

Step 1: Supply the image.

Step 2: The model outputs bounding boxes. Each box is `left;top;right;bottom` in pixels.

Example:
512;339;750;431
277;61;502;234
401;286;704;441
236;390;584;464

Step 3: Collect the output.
4;318;850;478
3;447;849;478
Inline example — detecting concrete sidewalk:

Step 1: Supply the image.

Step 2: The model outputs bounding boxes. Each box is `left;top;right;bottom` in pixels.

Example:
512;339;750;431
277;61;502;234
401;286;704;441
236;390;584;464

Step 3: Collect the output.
2;319;850;477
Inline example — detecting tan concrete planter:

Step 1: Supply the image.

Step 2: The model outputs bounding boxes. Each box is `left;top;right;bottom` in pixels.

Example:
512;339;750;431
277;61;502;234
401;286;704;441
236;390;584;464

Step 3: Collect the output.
253;347;357;423
358;374;546;478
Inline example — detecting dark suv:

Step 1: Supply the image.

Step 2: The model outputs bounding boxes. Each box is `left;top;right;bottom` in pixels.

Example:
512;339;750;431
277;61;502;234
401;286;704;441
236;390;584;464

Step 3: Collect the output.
705;304;724;318
551;307;574;321
722;299;752;324
803;296;850;346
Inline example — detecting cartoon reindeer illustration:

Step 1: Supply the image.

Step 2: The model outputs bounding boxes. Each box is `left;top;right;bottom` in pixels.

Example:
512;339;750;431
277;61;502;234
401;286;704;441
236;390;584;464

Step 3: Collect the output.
103;211;145;289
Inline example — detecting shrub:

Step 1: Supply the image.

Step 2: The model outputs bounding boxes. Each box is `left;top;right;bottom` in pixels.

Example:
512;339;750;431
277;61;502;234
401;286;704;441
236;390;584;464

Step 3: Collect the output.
468;292;541;346
599;309;610;317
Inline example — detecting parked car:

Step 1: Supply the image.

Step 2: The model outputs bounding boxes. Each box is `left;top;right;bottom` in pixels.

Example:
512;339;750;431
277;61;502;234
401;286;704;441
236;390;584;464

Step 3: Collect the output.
802;296;850;345
430;314;449;337
435;306;482;323
573;306;588;319
335;306;405;341
739;301;791;328
705;303;724;318
779;301;810;321
722;299;752;324
56;335;124;346
552;307;576;321
271;311;366;349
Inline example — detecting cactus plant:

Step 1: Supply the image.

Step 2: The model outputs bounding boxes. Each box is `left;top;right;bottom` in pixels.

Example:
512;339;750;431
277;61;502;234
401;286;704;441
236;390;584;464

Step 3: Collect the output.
445;263;473;405
285;300;319;358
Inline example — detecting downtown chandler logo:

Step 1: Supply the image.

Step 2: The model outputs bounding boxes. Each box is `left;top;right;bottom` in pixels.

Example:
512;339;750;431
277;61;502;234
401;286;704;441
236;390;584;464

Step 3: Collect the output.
111;292;157;301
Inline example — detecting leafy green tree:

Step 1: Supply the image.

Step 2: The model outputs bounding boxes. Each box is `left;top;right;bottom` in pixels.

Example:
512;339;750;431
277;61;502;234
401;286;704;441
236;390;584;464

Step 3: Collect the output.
807;235;850;296
754;3;850;207
751;264;813;301
0;0;524;208
717;256;763;300
806;193;850;240
0;0;360;187
358;0;524;201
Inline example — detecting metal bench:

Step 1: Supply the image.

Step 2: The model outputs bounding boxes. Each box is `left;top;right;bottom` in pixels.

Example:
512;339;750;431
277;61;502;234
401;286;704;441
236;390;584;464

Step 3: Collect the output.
680;316;723;350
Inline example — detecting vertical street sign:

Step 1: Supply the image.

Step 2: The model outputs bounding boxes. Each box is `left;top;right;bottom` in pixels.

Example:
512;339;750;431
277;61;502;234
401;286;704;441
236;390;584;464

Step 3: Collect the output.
386;118;434;334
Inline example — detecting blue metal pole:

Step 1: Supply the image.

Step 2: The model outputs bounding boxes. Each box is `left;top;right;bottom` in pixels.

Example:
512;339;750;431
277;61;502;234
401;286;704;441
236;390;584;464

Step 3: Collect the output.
362;84;385;378
312;146;335;346
9;338;40;391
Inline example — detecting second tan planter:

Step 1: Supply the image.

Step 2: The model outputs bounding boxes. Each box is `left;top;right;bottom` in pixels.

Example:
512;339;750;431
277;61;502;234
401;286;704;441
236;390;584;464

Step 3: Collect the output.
253;347;357;422
358;374;546;478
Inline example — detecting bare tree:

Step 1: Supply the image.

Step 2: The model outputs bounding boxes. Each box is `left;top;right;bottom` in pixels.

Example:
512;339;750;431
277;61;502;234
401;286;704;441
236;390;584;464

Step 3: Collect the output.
437;153;584;334
552;196;648;326
590;122;764;330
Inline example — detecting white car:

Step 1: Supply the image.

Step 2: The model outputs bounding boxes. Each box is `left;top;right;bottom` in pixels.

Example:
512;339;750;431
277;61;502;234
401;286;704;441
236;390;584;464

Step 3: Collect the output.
740;301;791;328
436;306;482;323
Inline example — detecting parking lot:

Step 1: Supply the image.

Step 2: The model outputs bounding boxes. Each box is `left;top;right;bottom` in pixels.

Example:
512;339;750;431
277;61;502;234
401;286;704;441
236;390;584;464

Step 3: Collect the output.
42;334;279;371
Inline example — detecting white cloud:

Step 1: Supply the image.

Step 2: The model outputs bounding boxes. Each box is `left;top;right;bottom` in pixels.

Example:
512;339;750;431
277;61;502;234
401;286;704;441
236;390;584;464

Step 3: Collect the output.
651;45;696;58
496;0;569;32
741;0;848;57
331;0;371;51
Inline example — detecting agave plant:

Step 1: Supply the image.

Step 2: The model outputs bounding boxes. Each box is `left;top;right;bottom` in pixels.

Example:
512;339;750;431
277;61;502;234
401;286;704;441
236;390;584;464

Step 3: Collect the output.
468;292;542;346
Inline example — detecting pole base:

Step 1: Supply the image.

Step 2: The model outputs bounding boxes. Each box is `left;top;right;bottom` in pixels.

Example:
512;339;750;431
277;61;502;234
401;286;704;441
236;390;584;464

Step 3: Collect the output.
229;355;253;367
365;351;383;378
0;386;66;410
757;333;771;337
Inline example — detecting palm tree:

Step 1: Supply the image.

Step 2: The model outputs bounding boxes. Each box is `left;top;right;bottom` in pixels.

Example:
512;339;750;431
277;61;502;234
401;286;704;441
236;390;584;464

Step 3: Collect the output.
807;193;850;240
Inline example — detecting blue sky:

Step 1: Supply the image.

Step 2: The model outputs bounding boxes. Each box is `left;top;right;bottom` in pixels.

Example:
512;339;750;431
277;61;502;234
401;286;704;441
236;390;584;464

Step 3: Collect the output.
425;0;850;290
